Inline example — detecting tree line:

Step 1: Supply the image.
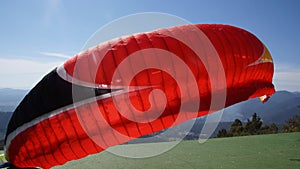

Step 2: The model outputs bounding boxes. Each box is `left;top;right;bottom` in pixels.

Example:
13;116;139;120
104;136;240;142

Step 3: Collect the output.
217;113;300;138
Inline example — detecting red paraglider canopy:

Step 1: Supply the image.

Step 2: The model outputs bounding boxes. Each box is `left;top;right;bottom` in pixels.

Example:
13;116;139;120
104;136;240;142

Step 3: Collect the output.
5;24;274;169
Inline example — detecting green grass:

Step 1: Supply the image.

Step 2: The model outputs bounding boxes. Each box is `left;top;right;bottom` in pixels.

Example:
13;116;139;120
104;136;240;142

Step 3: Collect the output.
0;152;5;164
53;132;300;169
2;133;299;168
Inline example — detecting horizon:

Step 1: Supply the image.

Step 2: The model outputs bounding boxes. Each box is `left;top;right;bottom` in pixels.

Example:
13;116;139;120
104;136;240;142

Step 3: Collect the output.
0;88;299;93
1;0;299;91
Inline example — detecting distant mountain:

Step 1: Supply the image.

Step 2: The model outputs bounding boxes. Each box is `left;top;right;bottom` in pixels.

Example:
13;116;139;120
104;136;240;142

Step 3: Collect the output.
0;112;12;140
129;121;233;143
0;88;28;112
218;90;300;124
132;90;300;142
0;88;299;142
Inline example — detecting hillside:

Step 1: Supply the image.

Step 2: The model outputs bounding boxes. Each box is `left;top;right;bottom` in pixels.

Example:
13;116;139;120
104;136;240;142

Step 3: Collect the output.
52;132;300;169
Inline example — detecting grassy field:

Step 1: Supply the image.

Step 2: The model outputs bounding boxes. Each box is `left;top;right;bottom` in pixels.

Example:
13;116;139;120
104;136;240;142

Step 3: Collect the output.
52;132;300;169
1;132;299;169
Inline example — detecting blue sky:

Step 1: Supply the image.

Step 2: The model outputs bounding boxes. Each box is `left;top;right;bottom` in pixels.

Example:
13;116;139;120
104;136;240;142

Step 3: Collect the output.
0;0;299;91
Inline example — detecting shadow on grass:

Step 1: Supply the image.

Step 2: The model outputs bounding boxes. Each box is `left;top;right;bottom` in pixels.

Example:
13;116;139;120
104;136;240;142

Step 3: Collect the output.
289;159;300;162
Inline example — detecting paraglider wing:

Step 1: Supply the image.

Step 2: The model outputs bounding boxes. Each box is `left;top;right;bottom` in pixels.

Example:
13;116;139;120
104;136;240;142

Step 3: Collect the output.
4;24;274;168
